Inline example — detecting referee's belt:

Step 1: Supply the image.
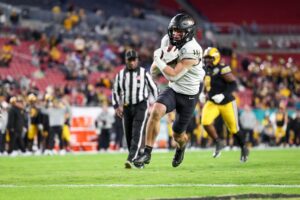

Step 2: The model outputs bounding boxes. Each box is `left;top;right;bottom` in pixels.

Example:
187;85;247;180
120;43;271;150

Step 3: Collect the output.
124;100;146;107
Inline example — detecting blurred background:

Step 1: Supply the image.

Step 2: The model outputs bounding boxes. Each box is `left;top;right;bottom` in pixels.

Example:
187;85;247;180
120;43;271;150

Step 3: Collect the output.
0;0;299;155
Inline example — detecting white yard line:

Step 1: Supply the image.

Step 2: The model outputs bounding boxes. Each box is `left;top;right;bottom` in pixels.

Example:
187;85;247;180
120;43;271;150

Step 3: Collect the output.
0;183;300;188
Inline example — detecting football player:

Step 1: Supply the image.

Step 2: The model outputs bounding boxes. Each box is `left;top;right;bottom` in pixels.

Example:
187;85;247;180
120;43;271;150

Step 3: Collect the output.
134;13;205;167
200;47;249;162
27;93;43;153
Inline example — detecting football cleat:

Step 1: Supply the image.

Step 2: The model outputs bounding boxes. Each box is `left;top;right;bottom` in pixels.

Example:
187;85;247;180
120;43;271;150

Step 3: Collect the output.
133;153;151;165
172;147;186;167
124;160;133;169
240;145;249;163
133;162;144;169
213;139;225;158
125;160;144;169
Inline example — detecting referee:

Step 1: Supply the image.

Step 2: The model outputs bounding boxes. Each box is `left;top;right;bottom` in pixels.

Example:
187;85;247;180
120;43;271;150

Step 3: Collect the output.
112;49;158;169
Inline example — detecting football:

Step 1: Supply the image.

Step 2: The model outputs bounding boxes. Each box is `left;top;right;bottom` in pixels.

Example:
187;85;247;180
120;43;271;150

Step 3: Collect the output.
167;45;174;52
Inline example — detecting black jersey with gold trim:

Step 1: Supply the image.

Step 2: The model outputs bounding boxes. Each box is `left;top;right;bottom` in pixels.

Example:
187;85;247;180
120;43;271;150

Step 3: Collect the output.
204;63;235;104
29;106;42;125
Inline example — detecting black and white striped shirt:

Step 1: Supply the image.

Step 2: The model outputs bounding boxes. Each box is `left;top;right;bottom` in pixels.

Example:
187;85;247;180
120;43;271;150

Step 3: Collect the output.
112;67;158;108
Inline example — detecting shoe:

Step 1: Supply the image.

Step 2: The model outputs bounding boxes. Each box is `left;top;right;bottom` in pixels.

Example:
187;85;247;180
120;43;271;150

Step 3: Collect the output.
240;145;249;162
213;139;225;158
172;147;186;167
34;150;42;156
59;149;66;156
22;151;33;156
10;151;18;157
134;153;151;165
133;161;144;169
125;160;133;169
125;160;144;169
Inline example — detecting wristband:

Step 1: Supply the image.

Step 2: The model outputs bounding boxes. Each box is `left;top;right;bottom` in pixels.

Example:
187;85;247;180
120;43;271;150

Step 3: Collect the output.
154;57;167;71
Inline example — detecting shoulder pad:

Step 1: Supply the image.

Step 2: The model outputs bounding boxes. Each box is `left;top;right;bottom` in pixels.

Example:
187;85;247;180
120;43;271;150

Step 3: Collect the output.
178;39;202;60
220;65;232;75
160;34;170;48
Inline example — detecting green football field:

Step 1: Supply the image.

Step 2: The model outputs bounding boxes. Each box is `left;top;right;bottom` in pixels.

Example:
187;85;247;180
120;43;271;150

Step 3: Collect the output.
0;148;300;200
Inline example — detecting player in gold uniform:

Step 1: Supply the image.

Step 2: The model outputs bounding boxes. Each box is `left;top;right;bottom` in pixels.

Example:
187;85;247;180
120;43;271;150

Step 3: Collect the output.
200;47;249;162
27;93;43;152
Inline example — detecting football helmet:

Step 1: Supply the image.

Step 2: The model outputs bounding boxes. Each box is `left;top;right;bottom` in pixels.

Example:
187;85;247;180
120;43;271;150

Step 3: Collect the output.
203;47;221;66
9;96;17;104
44;93;53;101
167;13;196;49
28;93;37;102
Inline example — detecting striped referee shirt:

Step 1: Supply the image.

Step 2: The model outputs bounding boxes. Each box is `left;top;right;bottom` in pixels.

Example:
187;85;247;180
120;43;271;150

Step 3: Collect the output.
112;67;158;108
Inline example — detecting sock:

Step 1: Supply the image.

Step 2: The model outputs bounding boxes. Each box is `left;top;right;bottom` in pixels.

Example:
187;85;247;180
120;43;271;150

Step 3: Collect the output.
215;138;221;143
144;145;153;155
234;131;245;148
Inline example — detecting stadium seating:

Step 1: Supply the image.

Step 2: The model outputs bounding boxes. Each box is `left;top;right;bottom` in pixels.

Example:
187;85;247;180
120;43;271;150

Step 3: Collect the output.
188;0;300;25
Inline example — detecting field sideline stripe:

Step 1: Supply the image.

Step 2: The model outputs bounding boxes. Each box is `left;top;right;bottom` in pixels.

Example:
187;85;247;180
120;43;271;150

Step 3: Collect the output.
0;184;300;188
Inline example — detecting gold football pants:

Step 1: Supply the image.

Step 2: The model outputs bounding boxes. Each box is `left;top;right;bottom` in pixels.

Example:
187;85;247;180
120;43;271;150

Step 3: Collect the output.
201;100;239;134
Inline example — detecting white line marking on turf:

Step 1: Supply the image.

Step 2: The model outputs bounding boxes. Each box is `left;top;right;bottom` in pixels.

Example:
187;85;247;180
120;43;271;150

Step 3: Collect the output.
0;184;300;188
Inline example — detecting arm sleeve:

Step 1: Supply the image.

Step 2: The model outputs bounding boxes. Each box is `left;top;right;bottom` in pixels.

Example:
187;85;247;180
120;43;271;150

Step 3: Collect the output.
224;80;237;96
112;73;121;109
221;65;237;96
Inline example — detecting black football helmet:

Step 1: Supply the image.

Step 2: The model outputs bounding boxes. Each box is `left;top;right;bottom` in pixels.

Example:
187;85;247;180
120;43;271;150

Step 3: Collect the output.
167;13;196;49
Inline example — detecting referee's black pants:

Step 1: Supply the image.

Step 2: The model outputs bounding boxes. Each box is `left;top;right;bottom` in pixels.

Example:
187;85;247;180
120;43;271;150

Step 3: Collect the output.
123;101;148;162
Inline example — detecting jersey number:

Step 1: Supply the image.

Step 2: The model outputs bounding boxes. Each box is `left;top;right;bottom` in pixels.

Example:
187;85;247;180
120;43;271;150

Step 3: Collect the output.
204;76;211;92
193;50;201;56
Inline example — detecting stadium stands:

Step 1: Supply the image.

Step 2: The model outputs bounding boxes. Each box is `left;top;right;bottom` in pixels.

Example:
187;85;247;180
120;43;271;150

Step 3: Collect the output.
188;0;300;25
0;0;299;154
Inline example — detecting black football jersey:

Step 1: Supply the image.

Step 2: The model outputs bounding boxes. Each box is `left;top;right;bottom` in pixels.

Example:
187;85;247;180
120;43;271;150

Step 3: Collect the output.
204;64;235;104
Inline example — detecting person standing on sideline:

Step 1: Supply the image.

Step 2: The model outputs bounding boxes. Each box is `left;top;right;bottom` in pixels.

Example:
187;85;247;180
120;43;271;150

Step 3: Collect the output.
0;101;8;154
240;105;257;146
26;93;43;153
44;98;66;155
271;102;288;146
7;96;27;156
112;49;158;168
95;101;115;151
199;47;249;162
134;13;205;168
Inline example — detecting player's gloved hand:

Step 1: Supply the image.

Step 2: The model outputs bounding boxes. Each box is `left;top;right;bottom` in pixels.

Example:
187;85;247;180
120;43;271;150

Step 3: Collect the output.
199;93;206;104
38;124;44;131
212;93;225;104
153;48;162;60
23;127;27;133
162;46;179;63
153;48;167;71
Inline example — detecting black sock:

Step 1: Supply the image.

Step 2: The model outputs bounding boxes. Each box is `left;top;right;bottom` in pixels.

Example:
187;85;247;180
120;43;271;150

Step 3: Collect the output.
215;138;221;143
234;132;245;148
144;145;153;155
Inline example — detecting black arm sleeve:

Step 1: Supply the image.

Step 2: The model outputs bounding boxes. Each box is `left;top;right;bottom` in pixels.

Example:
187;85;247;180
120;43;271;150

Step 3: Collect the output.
224;80;237;96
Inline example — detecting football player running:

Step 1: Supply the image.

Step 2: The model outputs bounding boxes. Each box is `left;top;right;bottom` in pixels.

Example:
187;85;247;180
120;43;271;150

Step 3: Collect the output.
200;47;249;162
134;13;205;168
